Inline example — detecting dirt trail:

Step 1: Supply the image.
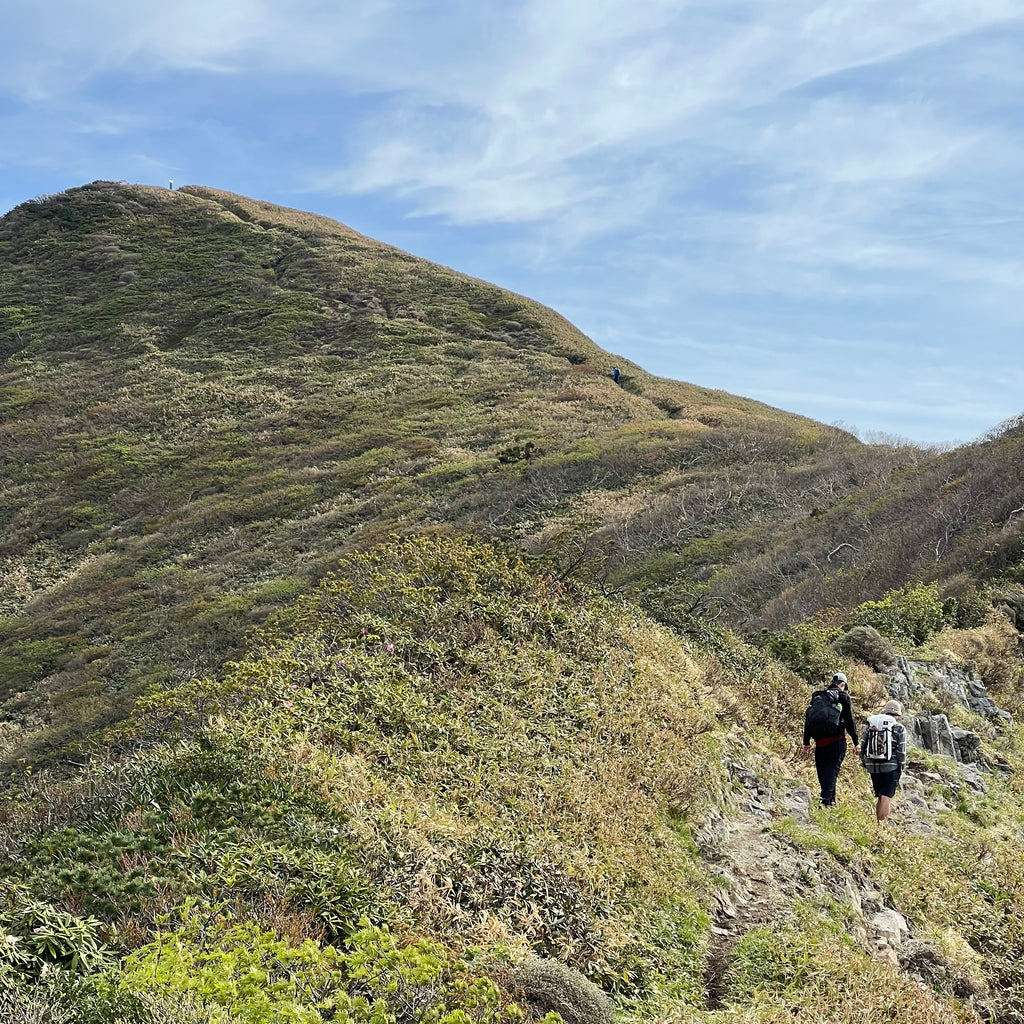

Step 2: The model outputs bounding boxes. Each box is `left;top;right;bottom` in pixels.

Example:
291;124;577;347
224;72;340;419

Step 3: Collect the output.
693;763;880;1009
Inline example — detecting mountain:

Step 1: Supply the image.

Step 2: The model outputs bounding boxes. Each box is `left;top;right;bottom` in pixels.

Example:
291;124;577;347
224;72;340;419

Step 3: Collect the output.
0;180;863;764
4;182;1024;1024
3;181;1024;763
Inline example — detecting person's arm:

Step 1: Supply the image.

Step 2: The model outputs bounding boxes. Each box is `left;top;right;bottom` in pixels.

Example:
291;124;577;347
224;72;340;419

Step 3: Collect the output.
895;724;907;767
840;692;859;746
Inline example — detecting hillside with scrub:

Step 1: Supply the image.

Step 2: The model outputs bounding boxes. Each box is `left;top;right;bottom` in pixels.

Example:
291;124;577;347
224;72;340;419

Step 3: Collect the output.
3;534;1024;1024
4;181;1024;1022
4;182;1024;768
0;180;858;765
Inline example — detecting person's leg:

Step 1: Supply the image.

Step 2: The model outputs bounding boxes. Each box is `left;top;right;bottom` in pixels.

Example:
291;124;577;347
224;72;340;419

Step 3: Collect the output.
872;771;898;822
814;744;834;805
816;741;846;806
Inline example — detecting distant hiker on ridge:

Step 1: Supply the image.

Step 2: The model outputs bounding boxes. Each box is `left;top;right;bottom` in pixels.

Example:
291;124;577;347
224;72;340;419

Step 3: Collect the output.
612;367;621;383
861;699;907;824
803;672;860;808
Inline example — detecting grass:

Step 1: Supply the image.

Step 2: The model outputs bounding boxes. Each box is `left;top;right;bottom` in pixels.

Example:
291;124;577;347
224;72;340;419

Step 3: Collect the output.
3;534;1024;1023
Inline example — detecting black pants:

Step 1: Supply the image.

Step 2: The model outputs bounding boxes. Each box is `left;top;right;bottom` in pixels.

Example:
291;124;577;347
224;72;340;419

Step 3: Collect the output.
814;739;847;806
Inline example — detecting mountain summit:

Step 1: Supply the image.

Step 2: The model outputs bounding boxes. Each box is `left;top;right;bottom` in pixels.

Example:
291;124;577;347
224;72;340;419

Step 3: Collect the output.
0;181;851;760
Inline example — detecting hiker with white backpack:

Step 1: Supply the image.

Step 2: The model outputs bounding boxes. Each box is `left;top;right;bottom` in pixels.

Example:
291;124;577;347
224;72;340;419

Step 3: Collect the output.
860;699;907;824
802;672;860;808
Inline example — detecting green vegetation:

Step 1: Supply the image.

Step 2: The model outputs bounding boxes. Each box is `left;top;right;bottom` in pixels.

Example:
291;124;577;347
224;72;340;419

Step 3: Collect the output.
5;181;1024;1023
0;536;731;1022
849;582;949;648
5;182;1024;769
3;534;1024;1023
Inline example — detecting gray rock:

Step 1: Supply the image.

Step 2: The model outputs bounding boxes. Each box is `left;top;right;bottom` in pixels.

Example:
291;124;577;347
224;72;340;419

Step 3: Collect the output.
910;713;959;760
959;763;988;793
869;908;910;945
950;727;982;764
884;658;1013;727
780;785;812;821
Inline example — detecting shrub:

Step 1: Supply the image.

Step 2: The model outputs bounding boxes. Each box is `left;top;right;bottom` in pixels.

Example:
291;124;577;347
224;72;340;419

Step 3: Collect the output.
758;619;838;683
0;895;112;976
123;917;521;1024
513;956;614;1024
0;975;218;1024
848;583;948;648
834;625;895;671
991;587;1024;632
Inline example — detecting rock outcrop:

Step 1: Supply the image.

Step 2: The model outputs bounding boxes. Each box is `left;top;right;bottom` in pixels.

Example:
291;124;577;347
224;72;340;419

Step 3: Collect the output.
886;657;1012;726
882;657;1012;780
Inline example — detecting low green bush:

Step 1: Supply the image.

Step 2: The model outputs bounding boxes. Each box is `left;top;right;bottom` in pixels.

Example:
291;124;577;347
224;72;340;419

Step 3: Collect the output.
123;917;523;1024
848;582;948;648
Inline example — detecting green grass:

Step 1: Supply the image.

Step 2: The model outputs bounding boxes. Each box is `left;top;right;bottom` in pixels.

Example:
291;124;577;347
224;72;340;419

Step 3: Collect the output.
3;179;1024;776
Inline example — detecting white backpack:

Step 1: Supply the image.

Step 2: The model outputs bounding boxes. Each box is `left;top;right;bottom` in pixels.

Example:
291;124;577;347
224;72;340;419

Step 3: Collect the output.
863;714;896;761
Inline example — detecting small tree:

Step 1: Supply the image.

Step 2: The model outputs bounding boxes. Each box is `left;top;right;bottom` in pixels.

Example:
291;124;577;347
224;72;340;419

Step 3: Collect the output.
848;583;946;648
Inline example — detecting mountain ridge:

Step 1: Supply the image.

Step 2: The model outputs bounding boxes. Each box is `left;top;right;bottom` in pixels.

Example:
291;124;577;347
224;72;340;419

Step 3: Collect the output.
2;181;1024;771
0;180;861;765
4;181;1024;1024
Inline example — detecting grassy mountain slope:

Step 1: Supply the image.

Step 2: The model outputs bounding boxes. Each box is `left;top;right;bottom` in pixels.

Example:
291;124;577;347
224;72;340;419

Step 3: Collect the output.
0;181;867;764
5;183;1024;1022
3;535;1024;1023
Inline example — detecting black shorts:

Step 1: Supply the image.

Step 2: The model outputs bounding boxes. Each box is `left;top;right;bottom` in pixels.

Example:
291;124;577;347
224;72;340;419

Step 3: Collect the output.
870;770;901;798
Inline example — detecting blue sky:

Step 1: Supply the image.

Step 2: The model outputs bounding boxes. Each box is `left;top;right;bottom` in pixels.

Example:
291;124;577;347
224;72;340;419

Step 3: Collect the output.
3;1;1024;445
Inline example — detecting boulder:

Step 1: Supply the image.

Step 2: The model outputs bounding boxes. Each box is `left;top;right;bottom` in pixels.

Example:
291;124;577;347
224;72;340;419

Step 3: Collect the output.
966;679;1013;724
959;762;988;793
869;908;910;945
909;714;958;760
950;726;981;764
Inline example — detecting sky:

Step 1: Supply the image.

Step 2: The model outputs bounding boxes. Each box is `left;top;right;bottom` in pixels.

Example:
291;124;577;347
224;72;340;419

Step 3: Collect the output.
3;1;1024;446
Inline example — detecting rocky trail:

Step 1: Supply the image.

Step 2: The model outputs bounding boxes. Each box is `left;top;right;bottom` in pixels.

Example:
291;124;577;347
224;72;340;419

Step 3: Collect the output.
693;760;974;1012
693;646;1017;1016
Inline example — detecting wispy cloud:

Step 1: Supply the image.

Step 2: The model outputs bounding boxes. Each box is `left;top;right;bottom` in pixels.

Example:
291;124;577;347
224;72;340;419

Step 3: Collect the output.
3;0;1024;442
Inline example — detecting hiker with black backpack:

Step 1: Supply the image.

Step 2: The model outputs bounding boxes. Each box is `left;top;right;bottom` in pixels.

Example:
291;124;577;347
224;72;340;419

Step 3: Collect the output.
860;699;907;824
802;672;860;808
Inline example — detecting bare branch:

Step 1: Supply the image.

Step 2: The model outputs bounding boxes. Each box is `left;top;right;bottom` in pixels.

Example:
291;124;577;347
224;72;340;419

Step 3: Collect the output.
1005;503;1024;524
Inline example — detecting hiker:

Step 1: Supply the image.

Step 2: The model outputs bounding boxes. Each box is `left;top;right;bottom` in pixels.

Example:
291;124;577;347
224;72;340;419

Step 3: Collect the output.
802;672;860;807
612;367;620;383
860;699;907;824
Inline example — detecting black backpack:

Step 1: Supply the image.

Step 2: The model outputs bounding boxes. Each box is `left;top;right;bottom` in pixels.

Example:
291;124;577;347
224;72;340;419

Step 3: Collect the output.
804;689;843;739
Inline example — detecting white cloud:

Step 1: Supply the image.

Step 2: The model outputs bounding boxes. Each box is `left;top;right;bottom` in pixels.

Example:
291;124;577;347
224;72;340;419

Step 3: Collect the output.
5;0;1024;441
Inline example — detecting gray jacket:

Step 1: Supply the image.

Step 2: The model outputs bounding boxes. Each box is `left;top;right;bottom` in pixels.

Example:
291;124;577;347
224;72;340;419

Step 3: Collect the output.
860;714;906;774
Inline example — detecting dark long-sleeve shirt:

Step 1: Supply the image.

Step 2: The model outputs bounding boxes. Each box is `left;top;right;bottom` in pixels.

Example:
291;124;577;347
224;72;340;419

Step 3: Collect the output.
803;687;859;747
